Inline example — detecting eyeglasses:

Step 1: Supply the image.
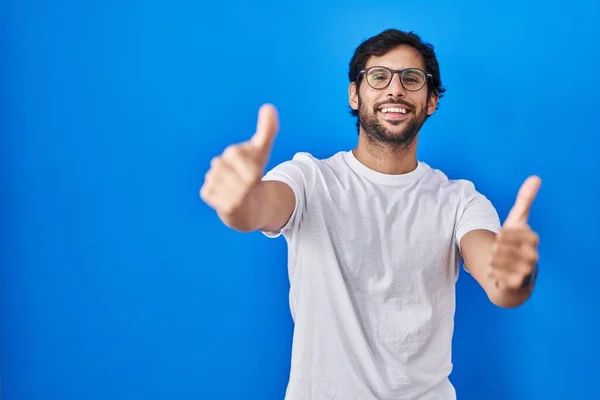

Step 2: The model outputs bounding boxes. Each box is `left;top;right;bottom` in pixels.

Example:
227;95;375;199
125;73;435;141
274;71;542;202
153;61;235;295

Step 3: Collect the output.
358;66;432;91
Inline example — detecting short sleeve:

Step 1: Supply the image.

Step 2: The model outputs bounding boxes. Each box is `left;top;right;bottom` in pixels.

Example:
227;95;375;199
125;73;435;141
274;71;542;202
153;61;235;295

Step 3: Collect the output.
260;152;315;239
454;181;501;256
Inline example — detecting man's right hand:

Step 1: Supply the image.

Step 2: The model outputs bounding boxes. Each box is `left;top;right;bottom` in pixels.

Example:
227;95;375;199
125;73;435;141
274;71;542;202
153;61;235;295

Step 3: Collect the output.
200;104;280;229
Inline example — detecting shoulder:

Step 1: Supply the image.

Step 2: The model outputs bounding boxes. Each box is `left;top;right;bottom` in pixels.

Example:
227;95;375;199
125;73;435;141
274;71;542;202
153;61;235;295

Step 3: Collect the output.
418;162;484;197
417;162;500;242
266;150;349;177
288;150;347;167
418;163;499;225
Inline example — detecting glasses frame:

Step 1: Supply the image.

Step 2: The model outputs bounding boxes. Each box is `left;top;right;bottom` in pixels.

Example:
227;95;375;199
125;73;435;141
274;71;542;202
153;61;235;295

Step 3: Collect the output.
358;66;433;92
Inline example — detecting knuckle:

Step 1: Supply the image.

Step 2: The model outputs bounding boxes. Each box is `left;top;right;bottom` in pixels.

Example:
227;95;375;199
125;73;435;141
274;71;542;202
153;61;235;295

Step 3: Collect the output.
199;184;211;202
233;160;259;183
204;168;214;182
246;163;262;181
210;156;222;169
223;144;241;160
488;258;497;269
527;251;539;264
490;251;505;267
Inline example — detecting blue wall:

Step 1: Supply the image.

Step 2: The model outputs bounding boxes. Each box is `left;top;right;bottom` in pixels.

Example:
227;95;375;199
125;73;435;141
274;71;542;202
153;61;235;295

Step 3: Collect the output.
2;1;599;399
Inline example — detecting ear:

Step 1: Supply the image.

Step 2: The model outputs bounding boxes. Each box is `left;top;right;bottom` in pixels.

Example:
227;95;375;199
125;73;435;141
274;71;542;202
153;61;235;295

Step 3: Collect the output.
348;82;359;111
426;93;439;116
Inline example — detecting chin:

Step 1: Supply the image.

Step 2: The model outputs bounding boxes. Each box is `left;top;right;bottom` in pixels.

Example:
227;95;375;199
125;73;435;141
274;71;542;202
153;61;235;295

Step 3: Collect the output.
381;119;409;132
360;112;420;147
374;129;410;143
385;120;406;128
379;115;409;127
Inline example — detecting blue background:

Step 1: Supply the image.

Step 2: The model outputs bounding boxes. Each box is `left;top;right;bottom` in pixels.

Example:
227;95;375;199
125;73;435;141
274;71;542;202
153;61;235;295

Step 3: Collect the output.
2;0;599;399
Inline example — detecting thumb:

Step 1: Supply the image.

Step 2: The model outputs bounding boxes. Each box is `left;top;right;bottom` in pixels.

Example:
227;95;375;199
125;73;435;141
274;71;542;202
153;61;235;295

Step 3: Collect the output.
504;175;542;227
250;104;279;156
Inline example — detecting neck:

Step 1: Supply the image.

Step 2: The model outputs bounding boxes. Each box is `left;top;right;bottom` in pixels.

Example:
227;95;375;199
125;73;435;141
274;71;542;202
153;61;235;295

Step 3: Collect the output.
352;130;418;175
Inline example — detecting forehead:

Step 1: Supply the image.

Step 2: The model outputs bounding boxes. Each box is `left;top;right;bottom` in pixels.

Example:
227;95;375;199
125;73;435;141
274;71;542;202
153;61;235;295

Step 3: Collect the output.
365;45;426;70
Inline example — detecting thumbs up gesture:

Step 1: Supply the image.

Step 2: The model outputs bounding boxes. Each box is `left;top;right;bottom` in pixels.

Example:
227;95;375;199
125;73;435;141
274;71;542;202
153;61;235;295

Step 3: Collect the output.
200;104;279;223
488;176;542;291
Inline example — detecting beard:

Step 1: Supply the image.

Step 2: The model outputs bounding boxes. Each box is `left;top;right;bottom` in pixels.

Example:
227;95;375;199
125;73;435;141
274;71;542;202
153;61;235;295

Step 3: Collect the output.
358;96;427;152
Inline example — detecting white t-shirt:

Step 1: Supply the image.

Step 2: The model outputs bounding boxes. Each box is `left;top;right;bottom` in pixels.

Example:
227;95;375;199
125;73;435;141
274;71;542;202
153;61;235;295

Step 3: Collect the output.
261;150;500;400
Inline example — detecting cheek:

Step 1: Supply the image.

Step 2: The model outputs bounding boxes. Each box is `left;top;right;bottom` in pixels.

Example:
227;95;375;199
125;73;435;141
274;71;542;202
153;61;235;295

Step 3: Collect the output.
357;94;370;112
413;98;428;115
358;87;380;108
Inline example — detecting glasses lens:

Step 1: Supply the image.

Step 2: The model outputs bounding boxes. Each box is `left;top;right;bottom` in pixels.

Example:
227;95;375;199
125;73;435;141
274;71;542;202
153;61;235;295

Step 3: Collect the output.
401;69;426;91
366;68;391;89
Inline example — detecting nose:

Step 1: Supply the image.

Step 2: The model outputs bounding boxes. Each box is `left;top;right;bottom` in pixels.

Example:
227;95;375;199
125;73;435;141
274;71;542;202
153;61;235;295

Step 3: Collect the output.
386;72;406;97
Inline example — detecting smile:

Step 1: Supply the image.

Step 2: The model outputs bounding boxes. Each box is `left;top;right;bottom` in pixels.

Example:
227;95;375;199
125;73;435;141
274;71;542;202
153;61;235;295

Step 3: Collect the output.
381;107;408;114
378;106;411;121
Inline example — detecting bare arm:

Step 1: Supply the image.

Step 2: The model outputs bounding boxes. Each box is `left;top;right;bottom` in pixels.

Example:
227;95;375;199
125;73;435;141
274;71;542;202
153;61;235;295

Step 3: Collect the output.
201;104;296;234
218;180;295;233
460;176;542;308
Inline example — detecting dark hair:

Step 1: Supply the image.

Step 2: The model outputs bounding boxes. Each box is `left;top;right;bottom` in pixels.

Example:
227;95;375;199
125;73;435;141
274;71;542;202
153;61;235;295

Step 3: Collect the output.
348;29;446;128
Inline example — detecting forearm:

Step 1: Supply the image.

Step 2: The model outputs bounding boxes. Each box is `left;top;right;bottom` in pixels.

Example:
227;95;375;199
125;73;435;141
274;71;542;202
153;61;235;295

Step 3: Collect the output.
218;180;294;233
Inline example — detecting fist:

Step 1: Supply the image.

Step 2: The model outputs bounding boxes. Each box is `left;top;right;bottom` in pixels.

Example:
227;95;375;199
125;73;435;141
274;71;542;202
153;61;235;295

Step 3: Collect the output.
200;104;279;217
488;176;541;290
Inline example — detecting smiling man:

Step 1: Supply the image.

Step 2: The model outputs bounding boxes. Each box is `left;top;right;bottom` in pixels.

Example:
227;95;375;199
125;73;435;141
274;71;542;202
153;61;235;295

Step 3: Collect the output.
200;28;541;400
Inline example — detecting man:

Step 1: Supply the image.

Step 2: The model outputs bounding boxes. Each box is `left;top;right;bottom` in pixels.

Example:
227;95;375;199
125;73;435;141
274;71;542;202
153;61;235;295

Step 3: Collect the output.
200;29;540;400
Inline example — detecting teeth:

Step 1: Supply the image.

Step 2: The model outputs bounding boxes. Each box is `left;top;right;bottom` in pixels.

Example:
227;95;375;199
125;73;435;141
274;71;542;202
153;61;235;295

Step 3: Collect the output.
381;107;407;114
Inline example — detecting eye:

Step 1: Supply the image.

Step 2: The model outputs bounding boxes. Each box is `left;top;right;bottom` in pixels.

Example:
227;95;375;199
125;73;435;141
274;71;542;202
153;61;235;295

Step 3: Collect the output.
366;68;391;87
402;70;425;86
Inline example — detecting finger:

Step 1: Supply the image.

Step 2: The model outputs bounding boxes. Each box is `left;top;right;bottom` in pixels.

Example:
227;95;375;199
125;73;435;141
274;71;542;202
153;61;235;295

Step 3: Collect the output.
519;245;540;265
504;175;542;227
490;249;538;275
250;104;279;155
200;167;244;208
488;267;528;290
497;228;540;247
489;252;522;276
201;158;240;199
487;266;509;290
491;244;520;264
205;156;238;186
222;146;261;185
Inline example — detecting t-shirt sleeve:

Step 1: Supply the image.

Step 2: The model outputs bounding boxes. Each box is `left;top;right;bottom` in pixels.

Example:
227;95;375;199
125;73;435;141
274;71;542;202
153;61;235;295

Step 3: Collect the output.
259;152;314;239
454;180;501;256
